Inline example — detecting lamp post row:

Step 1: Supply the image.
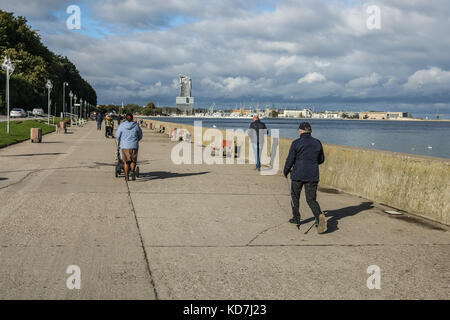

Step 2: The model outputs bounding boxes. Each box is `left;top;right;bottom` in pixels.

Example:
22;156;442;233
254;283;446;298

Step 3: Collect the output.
2;56;15;134
2;55;93;133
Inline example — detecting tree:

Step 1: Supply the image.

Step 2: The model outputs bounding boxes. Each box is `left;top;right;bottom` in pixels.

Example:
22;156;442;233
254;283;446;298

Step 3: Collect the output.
269;110;278;118
124;104;140;114
0;10;97;114
146;102;155;109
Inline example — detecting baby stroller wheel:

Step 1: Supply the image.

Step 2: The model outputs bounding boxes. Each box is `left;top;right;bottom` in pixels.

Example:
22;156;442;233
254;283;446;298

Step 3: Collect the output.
135;166;140;178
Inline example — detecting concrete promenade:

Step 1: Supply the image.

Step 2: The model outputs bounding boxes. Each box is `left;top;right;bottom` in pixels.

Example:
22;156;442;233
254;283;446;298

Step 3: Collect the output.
0;121;448;299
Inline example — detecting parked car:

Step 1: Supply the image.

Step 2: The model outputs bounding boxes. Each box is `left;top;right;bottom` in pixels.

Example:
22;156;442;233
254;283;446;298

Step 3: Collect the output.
32;108;45;116
10;108;26;118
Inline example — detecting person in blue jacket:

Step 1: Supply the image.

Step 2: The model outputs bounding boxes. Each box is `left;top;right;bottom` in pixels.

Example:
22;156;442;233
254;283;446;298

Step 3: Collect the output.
116;113;143;181
283;122;327;234
95;112;103;130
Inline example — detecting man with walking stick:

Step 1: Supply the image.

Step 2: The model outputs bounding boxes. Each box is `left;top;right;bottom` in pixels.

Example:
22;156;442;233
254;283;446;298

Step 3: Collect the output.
283;122;327;234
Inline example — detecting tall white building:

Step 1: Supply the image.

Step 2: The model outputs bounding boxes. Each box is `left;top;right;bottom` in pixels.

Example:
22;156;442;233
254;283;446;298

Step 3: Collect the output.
176;74;194;114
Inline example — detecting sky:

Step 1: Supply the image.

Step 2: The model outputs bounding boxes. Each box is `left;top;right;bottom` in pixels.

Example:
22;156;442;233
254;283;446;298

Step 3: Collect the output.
1;0;449;116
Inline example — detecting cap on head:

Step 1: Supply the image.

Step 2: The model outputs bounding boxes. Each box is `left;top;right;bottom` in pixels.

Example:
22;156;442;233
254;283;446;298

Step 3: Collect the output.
126;113;133;121
299;122;312;133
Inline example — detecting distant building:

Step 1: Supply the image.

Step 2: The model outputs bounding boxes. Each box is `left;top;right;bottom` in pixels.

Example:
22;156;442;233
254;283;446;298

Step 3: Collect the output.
231;108;252;116
324;111;342;119
176;74;194;114
281;109;312;118
311;112;326;119
359;111;412;120
264;108;279;117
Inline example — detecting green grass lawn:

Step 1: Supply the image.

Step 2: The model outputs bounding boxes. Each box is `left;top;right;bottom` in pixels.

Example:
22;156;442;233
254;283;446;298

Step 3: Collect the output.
0;119;58;148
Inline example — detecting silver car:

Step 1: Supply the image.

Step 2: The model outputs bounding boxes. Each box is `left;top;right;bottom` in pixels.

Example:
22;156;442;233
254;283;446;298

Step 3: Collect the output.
10;108;26;118
32;108;44;116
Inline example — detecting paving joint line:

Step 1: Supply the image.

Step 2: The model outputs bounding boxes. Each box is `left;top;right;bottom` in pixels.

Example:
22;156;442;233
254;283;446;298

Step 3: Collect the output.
125;179;159;300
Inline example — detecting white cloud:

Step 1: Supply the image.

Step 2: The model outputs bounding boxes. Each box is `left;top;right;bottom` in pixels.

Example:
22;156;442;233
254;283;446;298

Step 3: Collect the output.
223;77;251;91
404;67;450;90
297;72;326;84
347;73;382;88
314;60;330;68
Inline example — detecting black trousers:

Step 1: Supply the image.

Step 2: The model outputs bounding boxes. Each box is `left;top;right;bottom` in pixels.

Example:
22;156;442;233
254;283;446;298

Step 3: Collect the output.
291;180;323;223
105;126;113;137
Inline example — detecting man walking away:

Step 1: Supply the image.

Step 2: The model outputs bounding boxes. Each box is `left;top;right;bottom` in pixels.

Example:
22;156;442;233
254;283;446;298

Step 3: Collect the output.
96;112;103;130
283;122;327;234
249;115;267;171
116;113;143;181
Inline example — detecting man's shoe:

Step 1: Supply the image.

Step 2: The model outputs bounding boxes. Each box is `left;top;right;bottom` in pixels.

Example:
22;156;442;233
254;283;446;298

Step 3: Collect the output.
317;213;327;234
131;170;136;181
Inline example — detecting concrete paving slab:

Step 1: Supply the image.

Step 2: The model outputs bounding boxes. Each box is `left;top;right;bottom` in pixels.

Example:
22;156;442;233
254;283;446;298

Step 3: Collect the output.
0;246;155;299
146;245;449;299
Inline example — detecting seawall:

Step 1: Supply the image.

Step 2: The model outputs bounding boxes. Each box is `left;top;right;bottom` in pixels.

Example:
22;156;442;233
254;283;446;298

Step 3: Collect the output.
141;119;450;225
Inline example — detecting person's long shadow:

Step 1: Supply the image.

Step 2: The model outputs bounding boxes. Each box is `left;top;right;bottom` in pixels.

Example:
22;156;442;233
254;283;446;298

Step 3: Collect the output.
0;152;65;157
297;201;374;233
136;171;209;182
324;201;374;234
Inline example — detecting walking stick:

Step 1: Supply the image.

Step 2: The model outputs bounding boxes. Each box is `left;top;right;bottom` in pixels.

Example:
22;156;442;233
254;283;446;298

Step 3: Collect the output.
304;221;316;235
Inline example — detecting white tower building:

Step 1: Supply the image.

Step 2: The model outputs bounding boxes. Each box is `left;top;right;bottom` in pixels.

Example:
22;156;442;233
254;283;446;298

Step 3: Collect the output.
176;74;194;114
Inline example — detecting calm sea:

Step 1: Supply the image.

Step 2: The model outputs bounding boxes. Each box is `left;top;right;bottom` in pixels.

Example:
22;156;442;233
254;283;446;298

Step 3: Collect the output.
145;117;450;159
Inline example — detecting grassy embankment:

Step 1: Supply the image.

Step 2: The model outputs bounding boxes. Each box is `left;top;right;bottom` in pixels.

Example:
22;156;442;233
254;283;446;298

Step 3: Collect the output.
0;118;67;148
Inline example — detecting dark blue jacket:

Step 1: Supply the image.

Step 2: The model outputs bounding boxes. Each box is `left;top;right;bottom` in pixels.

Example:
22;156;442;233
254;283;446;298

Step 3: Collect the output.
248;120;268;144
283;133;325;182
95;113;103;123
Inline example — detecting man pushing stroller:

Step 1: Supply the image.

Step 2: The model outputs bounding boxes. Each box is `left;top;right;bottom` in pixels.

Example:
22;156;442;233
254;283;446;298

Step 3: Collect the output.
116;113;143;181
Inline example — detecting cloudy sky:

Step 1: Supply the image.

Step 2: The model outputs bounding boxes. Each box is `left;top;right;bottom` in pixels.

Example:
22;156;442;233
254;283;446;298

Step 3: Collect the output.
1;0;449;115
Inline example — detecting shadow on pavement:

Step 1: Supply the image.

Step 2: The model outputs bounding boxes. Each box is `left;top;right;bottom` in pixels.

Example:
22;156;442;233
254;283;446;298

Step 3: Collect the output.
0;177;8;181
136;171;209;181
0;152;65;157
324;201;374;234
93;160;151;167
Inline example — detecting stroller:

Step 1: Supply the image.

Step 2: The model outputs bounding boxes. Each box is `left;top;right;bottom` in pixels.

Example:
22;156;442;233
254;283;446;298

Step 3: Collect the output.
115;140;140;178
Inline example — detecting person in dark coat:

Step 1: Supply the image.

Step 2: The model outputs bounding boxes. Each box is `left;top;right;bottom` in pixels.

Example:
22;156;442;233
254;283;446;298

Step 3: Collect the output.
249;115;267;170
95;112;103;130
283;122;327;234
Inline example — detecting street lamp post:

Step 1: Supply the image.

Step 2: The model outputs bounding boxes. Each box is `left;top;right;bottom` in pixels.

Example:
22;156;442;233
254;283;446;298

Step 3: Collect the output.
79;98;83;121
62;82;68;118
2;56;15;134
73;94;77;124
45;80;53;125
69;91;73;124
